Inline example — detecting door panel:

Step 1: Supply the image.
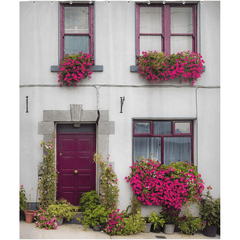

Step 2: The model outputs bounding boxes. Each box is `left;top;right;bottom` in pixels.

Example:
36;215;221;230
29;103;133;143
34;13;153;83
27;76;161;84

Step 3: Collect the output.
57;131;96;206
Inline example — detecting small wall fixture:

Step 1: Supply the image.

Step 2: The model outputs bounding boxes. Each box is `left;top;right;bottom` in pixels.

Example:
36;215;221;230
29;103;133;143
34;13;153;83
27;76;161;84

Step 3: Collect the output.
120;97;125;113
26;96;29;113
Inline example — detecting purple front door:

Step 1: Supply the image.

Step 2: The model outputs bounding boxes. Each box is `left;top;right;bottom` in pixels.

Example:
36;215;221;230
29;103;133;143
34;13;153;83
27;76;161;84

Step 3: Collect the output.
57;132;96;206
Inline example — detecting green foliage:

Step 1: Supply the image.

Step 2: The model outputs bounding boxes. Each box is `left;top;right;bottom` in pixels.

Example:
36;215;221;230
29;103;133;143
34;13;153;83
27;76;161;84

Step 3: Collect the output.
19;185;27;211
199;186;220;227
161;208;180;225
79;190;99;212
149;211;165;230
34;208;58;230
120;213;145;236
130;195;141;215
178;212;206;235
38;131;58;209
94;153;119;209
80;205;111;230
48;201;78;221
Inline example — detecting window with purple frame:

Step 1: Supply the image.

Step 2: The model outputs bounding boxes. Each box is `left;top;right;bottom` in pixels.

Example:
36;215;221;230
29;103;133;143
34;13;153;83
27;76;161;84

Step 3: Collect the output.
133;120;193;165
60;3;94;61
136;3;197;56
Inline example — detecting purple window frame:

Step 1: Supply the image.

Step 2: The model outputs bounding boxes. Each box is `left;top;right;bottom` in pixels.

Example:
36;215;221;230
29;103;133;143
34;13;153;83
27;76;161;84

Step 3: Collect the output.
136;3;197;56
133;120;194;165
60;3;94;62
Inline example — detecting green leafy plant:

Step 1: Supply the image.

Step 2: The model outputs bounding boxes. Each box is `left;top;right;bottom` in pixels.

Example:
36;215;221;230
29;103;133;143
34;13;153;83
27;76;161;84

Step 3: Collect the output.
199;186;220;227
105;210;145;236
20;185;27;211
38;131;58;209
79;190;99;212
94;153;119;209
79;204;111;230
178;212;206;235
161;207;180;225
130;195;141;215
149;211;165;230
48;201;78;221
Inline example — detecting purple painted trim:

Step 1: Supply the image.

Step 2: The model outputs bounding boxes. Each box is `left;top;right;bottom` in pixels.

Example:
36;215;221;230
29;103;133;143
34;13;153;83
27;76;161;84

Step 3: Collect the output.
136;3;198;56
60;3;94;62
58;132;95;135
132;120;194;164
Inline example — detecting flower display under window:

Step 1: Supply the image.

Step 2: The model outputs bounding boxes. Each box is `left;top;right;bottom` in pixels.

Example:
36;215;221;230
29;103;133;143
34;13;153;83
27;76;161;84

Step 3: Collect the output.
58;52;94;87
138;51;205;86
125;158;205;210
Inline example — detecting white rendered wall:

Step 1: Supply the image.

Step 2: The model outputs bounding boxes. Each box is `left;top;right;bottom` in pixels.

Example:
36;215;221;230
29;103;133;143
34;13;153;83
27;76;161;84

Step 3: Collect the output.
20;1;220;209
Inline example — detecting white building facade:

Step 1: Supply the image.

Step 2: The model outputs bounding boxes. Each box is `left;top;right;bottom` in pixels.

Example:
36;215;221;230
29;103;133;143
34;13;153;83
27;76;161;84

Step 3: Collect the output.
20;1;220;212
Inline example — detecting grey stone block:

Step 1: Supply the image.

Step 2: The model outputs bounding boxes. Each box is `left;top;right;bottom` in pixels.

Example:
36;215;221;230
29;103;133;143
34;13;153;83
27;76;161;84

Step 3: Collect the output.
70;104;83;121
98;121;115;135
38;122;54;134
99;110;109;122
43;134;53;143
43;110;71;122
97;134;109;159
81;110;98;122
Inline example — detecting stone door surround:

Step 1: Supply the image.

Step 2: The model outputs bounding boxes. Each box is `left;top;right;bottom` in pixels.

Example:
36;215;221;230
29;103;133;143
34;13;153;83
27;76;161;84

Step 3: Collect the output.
38;104;115;161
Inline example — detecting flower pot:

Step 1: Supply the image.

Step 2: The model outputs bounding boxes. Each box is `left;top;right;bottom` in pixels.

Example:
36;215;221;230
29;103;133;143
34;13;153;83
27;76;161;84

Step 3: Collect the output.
203;225;217;237
164;224;175;234
93;224;100;231
57;217;64;226
24;210;35;223
145;223;152;233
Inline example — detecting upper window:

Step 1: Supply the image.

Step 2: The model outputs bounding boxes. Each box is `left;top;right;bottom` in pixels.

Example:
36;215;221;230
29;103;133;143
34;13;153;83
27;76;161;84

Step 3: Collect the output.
133;120;193;165
60;3;94;61
136;3;197;55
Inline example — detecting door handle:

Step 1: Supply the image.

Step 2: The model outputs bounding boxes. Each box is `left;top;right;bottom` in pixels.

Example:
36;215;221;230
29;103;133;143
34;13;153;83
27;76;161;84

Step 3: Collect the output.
60;153;62;155
74;170;78;174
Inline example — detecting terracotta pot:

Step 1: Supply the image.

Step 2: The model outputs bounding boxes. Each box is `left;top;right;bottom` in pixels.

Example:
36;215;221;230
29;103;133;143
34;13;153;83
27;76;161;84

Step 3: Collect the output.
24;210;35;223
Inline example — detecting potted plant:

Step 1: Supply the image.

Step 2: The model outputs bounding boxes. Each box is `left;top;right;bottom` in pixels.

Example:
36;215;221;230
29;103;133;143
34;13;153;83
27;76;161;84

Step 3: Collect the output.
19;185;27;221
200;186;220;237
144;216;152;233
80;204;111;231
24;187;35;223
177;211;206;235
161;207;180;234
148;211;165;233
48;200;78;225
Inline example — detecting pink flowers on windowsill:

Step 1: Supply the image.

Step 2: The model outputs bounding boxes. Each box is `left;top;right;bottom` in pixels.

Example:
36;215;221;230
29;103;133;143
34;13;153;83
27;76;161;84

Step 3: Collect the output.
125;158;205;210
58;52;94;87
138;51;205;86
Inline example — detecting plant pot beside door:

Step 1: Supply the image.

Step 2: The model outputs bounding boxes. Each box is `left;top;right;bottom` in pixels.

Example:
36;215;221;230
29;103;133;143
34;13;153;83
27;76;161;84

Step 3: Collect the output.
24;210;35;223
145;222;152;233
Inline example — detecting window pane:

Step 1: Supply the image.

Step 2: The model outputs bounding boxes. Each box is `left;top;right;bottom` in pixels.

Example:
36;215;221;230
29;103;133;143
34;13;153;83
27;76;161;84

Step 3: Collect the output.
65;7;89;33
64;36;89;55
154;121;171;135
140;7;162;33
171;7;193;33
175;122;190;134
135;122;150;134
164;137;191;165
134;137;161;162
170;36;192;54
140;36;161;55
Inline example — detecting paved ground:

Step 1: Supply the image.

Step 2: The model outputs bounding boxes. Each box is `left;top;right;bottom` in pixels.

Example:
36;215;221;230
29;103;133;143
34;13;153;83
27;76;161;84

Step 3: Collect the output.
20;221;220;239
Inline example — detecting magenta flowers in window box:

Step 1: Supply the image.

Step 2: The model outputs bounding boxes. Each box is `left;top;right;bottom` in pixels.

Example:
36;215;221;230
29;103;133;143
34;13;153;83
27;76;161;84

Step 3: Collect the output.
58;52;94;87
125;158;205;210
138;51;205;86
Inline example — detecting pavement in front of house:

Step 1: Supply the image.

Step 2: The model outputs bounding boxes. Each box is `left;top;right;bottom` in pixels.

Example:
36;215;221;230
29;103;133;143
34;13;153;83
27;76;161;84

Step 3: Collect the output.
20;221;220;239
